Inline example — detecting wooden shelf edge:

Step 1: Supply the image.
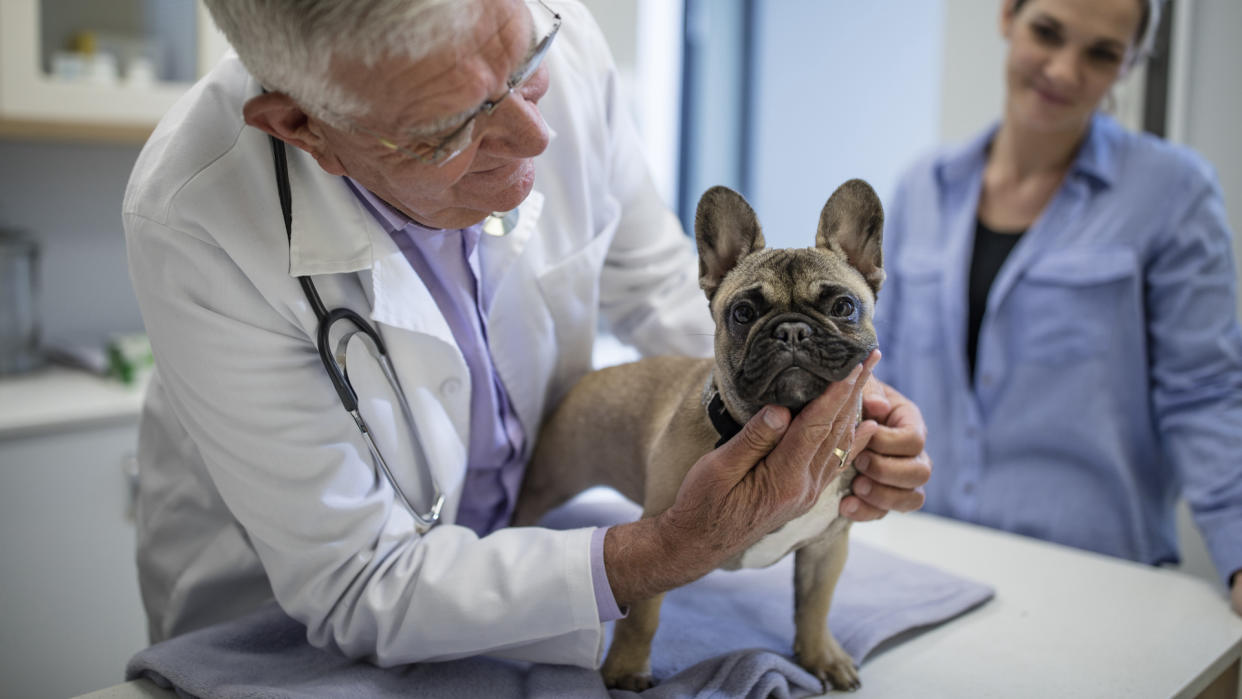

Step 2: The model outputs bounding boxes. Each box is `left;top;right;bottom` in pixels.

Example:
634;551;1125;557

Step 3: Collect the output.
0;118;154;145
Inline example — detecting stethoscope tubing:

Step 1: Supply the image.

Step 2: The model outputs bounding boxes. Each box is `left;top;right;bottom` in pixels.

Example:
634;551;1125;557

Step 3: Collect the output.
268;134;444;533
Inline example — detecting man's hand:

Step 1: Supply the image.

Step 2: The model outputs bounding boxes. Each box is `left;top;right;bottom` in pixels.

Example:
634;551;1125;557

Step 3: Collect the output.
1232;573;1241;617
604;351;880;607
841;378;931;521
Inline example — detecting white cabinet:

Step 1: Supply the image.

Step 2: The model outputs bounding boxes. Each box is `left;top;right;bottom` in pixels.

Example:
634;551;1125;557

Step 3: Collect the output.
0;0;229;142
0;367;149;698
0;420;147;699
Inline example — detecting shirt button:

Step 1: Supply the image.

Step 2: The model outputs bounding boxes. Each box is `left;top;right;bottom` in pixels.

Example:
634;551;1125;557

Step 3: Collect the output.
440;378;462;396
980;373;995;388
962;482;975;495
965;425;978;439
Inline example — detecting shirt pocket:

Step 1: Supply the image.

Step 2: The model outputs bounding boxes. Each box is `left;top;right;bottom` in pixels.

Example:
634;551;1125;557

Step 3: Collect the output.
889;259;944;351
1009;247;1139;364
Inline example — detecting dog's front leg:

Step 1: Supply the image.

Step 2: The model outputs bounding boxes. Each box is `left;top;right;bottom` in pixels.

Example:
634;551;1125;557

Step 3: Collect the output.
600;592;665;690
794;531;860;691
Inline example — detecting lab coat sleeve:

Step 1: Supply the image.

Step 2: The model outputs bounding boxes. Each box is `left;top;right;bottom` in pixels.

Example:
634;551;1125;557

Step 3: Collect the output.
125;212;606;667
1145;166;1242;586
582;10;713;359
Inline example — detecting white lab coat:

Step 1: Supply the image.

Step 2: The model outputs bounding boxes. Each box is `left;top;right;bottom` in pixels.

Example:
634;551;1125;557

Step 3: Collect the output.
123;1;711;668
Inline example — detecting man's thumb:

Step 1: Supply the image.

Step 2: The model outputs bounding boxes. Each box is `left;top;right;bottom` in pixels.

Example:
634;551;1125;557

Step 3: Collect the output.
717;405;788;471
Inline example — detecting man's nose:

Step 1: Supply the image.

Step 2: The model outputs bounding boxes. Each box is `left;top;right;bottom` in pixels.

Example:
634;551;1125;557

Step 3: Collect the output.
478;79;550;159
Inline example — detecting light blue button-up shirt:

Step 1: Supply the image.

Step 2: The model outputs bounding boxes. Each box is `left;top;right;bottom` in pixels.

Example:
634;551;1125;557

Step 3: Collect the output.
877;113;1242;586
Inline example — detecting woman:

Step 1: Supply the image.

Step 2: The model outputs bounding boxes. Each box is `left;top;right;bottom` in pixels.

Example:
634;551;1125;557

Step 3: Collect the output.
878;0;1242;615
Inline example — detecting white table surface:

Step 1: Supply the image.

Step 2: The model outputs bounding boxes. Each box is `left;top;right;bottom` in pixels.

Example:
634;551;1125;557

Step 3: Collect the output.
847;512;1241;698
77;511;1242;699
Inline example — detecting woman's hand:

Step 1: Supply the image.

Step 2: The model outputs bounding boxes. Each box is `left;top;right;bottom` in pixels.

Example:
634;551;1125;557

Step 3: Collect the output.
842;378;932;521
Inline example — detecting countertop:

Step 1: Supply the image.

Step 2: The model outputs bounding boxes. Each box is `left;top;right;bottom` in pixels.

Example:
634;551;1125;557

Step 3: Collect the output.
76;511;1242;698
0;365;148;438
0;333;635;441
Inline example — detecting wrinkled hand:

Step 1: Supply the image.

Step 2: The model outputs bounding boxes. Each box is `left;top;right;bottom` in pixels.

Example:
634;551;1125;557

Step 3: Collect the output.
841;377;932;521
1232;573;1241;617
605;351;880;607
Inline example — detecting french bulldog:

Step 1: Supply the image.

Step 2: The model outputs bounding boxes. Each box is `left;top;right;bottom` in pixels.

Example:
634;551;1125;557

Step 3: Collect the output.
513;179;885;691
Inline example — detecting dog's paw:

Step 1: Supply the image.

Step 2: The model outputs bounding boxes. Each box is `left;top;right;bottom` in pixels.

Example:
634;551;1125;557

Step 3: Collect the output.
795;648;860;692
603;671;654;692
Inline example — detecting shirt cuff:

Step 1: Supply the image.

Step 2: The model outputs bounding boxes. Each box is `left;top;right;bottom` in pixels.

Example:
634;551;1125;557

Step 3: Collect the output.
590;526;625;622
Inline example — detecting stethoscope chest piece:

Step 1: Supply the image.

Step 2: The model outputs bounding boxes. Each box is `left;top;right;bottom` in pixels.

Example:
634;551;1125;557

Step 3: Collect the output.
482;209;520;237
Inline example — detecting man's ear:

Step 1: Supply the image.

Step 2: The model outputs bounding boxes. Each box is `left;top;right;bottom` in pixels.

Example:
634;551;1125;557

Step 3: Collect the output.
242;92;347;176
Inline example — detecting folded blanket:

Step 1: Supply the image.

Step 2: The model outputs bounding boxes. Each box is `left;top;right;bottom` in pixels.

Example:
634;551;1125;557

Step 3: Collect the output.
128;495;993;698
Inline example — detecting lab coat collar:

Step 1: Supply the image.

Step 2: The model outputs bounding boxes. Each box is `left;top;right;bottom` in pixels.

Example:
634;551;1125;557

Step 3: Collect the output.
283;118;558;280
279;141;543;344
285;146;376;278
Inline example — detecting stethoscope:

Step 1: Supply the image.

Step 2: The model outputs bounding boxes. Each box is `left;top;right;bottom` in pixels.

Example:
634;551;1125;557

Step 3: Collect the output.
268;135;445;533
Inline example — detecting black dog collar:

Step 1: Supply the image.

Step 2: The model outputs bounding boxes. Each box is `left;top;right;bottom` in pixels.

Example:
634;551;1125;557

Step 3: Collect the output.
702;375;744;448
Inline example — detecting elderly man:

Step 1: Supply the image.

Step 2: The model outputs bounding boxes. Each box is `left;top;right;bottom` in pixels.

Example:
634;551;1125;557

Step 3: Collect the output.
123;0;931;667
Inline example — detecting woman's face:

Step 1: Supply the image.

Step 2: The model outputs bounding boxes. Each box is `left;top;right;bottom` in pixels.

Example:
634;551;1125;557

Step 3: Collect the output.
1001;0;1144;135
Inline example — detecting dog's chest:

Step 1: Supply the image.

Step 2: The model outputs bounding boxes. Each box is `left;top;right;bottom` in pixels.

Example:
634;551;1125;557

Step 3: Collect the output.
725;466;855;570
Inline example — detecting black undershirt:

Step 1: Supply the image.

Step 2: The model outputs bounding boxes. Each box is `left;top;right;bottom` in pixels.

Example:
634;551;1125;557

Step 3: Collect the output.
967;219;1025;381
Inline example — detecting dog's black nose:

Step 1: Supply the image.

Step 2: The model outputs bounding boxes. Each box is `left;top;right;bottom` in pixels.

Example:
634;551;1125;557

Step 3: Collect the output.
773;320;812;345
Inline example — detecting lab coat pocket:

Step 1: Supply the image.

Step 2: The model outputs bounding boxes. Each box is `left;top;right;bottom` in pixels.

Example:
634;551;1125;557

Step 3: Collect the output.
535;230;615;403
1010;247;1139;364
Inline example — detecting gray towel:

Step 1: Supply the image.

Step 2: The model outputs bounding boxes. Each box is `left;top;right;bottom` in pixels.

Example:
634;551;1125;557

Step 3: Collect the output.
128;497;992;698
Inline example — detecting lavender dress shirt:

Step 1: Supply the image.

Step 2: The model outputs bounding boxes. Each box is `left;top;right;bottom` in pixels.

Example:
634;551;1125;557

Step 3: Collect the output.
346;179;622;621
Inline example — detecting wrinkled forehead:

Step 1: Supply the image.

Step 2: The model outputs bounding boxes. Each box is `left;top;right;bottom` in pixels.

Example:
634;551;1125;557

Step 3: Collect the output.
331;0;537;131
712;249;870;310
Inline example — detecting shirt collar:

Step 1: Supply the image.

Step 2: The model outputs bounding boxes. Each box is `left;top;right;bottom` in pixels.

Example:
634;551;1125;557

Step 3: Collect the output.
937;112;1121;190
344;177;482;257
1072;112;1121;188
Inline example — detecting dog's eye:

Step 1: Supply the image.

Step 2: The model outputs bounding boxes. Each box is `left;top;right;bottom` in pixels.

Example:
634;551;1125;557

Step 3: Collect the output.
731;303;756;325
831;297;856;318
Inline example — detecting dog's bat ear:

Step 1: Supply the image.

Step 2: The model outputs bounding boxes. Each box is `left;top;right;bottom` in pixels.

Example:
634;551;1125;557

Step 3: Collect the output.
695;186;766;300
817;179;885;295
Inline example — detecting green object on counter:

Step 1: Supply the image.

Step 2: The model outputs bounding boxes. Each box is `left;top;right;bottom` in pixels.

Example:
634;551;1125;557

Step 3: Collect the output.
107;333;153;385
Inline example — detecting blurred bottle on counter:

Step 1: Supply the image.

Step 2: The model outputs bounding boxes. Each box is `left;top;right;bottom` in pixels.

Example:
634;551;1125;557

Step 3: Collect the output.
49;30;161;88
0;229;44;375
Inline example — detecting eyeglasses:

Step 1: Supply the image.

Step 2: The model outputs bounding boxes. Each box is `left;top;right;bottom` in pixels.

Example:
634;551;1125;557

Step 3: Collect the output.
353;0;562;167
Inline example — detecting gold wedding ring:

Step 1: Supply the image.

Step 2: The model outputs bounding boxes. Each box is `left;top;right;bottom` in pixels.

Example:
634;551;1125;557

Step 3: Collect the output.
832;446;850;471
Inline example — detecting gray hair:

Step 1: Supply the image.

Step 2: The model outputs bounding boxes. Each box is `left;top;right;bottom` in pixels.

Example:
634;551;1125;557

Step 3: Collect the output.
1011;0;1164;67
204;0;483;127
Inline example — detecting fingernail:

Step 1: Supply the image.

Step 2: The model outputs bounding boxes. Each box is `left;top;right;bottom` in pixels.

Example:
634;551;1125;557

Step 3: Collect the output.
854;478;871;496
854;453;871;472
842;499;858;516
848;364;863;382
763;407;786;429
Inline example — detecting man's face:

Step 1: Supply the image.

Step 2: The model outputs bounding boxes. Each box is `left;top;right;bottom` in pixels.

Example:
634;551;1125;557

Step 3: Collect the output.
313;0;552;229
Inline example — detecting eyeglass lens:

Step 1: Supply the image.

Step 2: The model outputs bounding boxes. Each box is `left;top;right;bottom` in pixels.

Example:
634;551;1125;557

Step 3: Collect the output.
426;0;561;164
